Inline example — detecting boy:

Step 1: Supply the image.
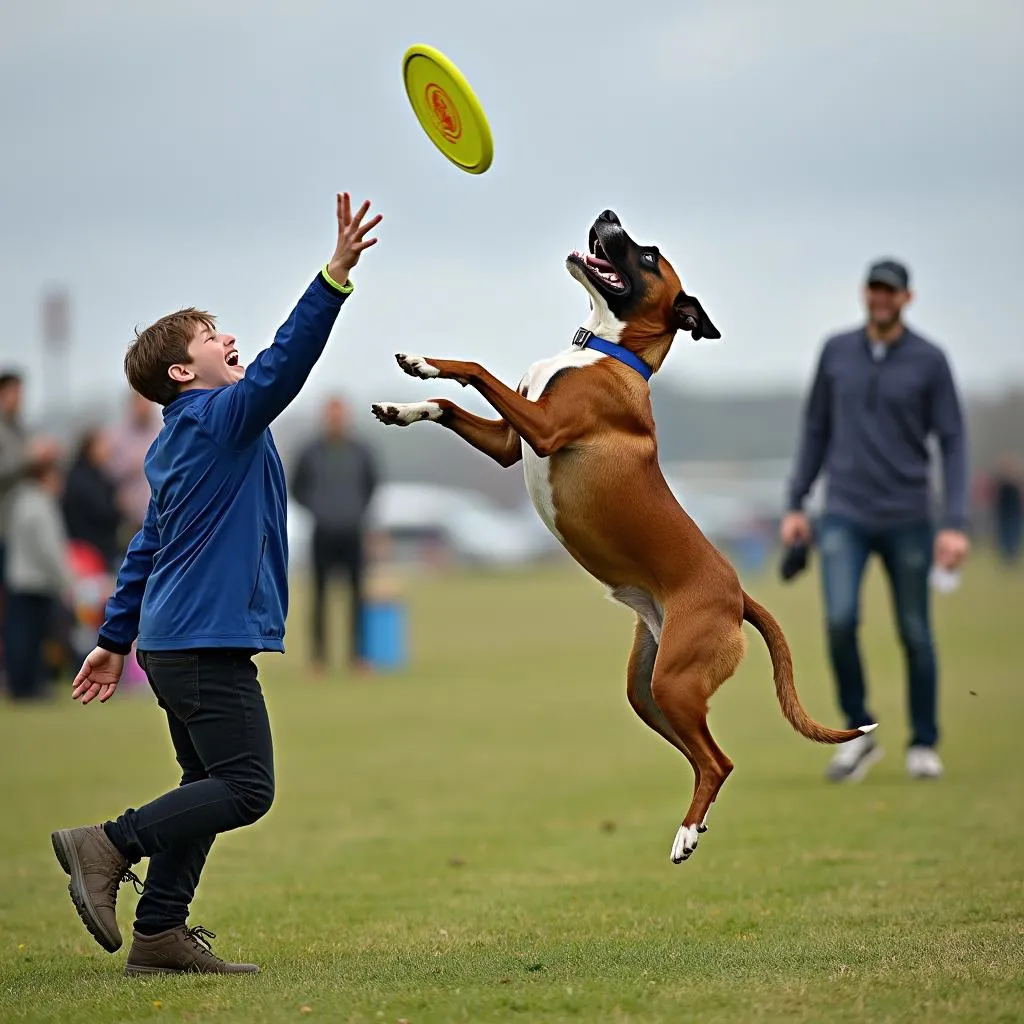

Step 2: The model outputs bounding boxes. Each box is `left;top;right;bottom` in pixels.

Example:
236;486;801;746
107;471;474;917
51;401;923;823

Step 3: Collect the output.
51;192;381;975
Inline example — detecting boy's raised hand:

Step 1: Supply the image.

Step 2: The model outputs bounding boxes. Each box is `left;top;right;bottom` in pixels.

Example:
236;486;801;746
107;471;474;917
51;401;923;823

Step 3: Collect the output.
72;647;125;705
327;193;382;286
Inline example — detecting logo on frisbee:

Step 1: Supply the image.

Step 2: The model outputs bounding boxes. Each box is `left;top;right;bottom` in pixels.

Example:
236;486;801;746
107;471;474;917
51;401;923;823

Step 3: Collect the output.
424;83;462;144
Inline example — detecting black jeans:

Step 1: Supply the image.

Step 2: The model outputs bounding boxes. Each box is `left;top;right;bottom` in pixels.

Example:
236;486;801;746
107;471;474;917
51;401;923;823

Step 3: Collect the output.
818;515;938;747
5;592;55;700
104;649;274;934
311;527;365;666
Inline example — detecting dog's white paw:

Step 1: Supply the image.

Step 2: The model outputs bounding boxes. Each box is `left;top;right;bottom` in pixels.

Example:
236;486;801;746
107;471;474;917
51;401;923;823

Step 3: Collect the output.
670;824;700;863
371;401;443;427
395;353;440;379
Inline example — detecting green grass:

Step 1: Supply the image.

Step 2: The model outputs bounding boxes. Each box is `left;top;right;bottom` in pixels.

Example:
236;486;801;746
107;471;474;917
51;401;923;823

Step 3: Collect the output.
1;555;1022;1023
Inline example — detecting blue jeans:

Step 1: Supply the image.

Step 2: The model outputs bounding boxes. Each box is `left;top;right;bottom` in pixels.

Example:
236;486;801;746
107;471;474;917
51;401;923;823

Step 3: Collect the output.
817;515;938;748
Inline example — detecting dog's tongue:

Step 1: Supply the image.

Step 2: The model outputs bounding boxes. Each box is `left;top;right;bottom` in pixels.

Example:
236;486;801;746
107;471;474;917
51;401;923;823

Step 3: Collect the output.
585;254;614;272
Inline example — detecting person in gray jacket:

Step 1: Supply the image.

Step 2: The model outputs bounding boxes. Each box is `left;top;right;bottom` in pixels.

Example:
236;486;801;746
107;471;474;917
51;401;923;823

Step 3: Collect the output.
290;395;379;674
4;455;73;700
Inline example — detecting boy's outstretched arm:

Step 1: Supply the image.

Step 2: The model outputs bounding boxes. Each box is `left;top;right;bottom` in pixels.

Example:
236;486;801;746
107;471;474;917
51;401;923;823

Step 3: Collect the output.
203;193;382;449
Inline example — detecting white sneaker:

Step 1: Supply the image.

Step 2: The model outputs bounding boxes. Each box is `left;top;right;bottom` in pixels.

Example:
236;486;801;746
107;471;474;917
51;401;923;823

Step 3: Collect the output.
906;746;943;779
825;732;883;782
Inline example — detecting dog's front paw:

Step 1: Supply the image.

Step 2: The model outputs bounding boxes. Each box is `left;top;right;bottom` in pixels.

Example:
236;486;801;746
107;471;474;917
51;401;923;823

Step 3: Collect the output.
371;402;443;427
395;353;441;379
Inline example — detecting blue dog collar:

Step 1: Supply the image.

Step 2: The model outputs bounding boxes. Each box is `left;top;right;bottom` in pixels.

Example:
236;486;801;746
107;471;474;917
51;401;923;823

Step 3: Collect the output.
572;328;653;381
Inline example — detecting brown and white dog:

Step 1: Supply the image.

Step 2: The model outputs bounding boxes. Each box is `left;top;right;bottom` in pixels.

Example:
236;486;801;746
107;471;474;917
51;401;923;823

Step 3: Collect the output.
371;210;874;863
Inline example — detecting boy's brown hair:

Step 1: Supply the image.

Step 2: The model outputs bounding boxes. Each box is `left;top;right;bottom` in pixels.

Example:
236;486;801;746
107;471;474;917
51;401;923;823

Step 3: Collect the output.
124;308;216;406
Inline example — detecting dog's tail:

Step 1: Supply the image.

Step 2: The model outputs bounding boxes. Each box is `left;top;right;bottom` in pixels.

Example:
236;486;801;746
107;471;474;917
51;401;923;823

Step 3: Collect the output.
742;591;874;744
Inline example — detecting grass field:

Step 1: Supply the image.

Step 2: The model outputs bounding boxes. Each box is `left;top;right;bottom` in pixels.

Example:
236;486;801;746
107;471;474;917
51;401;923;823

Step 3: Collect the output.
1;554;1022;1023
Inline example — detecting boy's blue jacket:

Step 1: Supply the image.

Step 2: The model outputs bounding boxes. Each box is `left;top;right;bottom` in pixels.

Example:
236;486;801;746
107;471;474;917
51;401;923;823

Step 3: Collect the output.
97;271;352;655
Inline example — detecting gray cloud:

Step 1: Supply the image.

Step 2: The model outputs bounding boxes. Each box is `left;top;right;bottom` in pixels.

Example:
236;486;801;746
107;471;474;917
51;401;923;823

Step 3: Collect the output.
1;0;1021;421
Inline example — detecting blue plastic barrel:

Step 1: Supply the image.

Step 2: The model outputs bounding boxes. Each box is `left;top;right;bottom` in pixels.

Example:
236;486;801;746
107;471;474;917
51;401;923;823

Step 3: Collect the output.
360;599;407;670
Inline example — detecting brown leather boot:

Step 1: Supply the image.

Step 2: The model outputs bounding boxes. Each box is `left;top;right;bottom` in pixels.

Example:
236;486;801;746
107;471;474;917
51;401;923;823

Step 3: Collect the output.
51;825;143;953
124;925;260;975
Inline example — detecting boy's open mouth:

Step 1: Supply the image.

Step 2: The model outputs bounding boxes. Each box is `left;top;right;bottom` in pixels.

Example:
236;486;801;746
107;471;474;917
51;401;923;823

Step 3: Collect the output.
226;351;240;367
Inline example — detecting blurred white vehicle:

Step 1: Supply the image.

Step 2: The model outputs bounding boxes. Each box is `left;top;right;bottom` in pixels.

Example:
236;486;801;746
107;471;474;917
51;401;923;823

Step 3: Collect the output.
662;474;757;543
287;482;559;568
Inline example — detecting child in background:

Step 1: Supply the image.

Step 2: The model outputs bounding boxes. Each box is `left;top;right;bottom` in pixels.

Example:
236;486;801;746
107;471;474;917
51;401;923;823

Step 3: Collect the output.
4;456;73;700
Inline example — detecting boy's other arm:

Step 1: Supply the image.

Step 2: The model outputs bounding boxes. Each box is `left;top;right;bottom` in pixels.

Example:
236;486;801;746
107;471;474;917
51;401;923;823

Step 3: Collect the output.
96;497;160;655
203;193;382;450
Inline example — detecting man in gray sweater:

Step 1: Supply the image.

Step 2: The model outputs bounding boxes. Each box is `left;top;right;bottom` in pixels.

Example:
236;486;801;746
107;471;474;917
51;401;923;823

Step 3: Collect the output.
781;259;969;782
290;395;379;674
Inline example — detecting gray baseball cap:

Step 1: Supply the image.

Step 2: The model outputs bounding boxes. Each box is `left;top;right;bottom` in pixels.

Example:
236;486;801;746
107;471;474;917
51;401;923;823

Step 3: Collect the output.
866;258;910;291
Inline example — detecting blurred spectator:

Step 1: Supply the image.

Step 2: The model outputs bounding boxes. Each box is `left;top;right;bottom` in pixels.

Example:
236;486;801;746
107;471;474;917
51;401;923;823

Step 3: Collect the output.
0;371;29;575
4;455;73;701
290;395;379;674
991;455;1023;565
63;427;124;570
105;390;160;544
782;258;968;783
0;371;60;668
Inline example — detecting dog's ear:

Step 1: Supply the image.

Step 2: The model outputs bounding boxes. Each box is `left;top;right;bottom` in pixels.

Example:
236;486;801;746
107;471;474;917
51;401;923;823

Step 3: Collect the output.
673;290;721;341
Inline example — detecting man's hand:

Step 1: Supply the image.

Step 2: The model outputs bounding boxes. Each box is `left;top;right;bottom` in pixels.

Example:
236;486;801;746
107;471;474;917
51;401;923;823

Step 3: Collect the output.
72;647;125;705
326;193;382;286
780;511;812;547
934;529;970;570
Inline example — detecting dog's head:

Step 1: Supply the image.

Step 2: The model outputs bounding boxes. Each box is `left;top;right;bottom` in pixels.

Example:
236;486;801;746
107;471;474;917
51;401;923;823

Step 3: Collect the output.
566;210;720;371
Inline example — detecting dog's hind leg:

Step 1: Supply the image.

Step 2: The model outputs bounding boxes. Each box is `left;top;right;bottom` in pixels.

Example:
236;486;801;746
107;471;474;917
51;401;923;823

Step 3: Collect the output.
650;612;744;863
625;618;701;786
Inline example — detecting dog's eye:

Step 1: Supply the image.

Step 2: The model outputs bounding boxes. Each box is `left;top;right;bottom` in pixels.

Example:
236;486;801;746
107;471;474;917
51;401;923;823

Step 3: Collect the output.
642;250;658;265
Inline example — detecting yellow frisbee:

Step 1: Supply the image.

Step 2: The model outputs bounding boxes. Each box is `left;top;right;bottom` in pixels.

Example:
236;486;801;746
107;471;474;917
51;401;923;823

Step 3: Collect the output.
402;44;493;175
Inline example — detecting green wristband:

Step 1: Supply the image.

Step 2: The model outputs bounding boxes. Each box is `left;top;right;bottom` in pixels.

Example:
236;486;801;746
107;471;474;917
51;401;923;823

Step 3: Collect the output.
321;264;354;294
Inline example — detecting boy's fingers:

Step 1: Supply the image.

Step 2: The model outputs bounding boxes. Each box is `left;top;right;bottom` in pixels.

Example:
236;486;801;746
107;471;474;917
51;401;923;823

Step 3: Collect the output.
345;200;371;233
355;213;383;240
99;684;116;703
342;192;352;227
353;237;379;253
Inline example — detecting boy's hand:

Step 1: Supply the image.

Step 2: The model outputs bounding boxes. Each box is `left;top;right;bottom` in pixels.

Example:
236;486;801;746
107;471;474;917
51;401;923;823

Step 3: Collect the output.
72;647;125;705
327;192;382;286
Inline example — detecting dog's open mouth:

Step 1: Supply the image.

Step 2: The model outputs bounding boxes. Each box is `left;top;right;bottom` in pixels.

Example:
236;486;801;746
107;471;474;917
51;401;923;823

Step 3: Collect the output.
568;231;627;294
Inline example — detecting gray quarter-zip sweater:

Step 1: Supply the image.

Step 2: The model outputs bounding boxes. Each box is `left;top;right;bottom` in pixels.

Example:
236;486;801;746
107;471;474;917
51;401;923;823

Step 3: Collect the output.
289;434;378;534
787;326;968;530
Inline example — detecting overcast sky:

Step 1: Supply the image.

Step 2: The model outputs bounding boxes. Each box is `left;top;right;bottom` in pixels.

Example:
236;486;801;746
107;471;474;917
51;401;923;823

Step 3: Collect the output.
1;0;1021;422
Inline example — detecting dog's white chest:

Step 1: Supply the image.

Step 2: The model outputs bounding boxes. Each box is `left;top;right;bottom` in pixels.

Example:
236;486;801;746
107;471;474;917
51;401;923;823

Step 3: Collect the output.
519;347;603;542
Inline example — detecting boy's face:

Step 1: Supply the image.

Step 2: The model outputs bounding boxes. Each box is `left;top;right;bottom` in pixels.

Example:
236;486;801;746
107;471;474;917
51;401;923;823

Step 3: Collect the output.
169;324;244;392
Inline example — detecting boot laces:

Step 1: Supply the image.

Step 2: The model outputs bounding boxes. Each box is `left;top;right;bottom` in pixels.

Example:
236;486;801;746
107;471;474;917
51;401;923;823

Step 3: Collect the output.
185;925;222;960
110;868;145;898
